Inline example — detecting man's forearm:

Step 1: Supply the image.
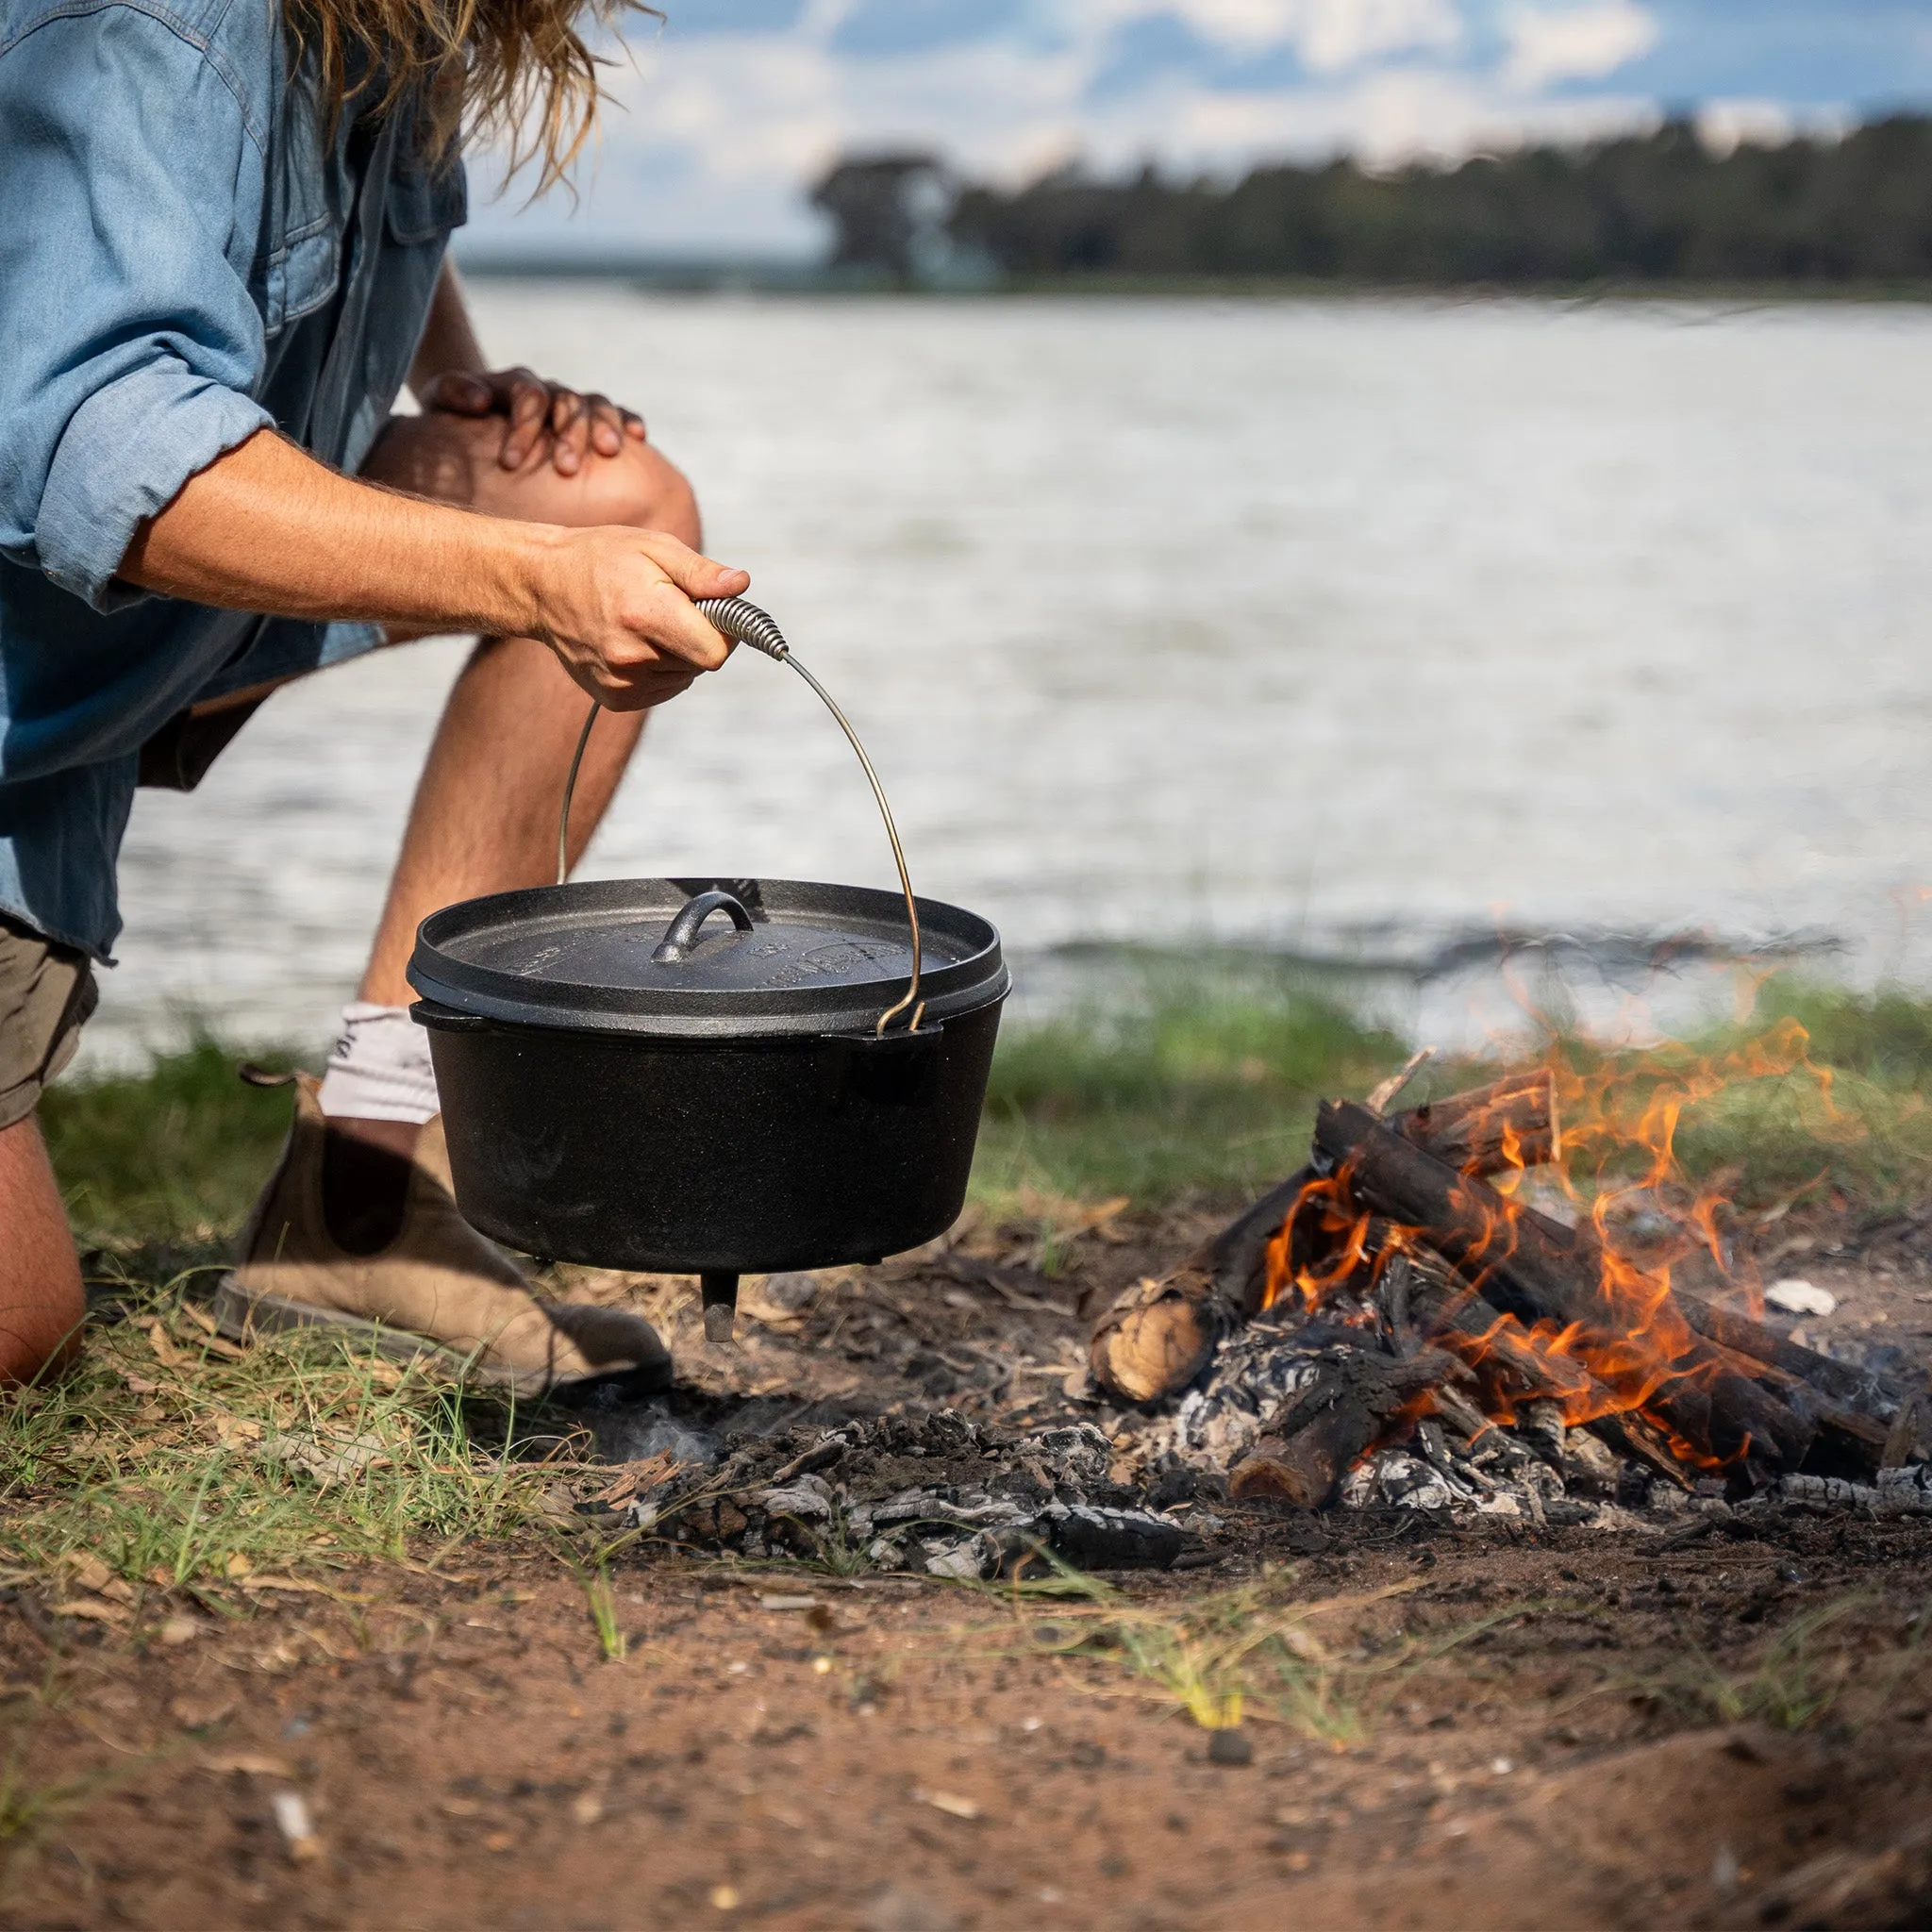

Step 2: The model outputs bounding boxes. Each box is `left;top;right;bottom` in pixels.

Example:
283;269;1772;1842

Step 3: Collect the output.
121;427;552;635
117;425;749;710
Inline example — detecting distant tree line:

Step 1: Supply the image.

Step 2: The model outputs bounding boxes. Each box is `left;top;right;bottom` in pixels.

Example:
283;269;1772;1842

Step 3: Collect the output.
814;120;1932;285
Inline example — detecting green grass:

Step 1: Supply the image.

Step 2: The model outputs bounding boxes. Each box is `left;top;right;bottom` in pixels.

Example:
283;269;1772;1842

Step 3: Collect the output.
972;963;1408;1209
0;1283;568;1592
41;1040;300;1253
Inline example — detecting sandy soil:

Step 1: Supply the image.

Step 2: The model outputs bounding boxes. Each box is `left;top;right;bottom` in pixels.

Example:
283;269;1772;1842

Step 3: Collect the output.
5;1203;1932;1931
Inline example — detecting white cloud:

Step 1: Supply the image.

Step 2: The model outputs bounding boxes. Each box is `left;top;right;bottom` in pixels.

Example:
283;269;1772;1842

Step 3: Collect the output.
1503;2;1657;91
462;0;1667;254
1087;0;1462;66
1693;97;1853;158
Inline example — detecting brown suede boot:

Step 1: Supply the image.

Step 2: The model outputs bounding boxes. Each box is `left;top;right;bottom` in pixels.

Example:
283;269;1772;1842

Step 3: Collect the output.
216;1075;673;1397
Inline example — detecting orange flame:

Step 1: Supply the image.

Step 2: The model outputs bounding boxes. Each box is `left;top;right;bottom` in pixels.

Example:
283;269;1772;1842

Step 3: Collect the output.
1262;1019;1835;1467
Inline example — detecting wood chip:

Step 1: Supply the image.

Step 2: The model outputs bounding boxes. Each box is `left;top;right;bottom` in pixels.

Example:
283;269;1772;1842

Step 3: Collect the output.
205;1752;293;1777
913;1789;982;1821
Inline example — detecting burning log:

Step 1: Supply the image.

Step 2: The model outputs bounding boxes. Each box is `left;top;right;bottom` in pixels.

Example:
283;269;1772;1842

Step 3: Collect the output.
1228;1346;1457;1507
1673;1288;1919;1427
1311;1101;1816;1471
1089;1073;1560;1406
1391;1069;1558;1175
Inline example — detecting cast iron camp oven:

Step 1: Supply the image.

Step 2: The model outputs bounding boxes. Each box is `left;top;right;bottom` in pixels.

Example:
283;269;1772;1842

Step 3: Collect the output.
406;599;1008;1339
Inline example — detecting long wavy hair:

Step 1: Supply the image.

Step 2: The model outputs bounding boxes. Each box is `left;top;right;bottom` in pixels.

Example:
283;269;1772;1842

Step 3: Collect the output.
290;0;649;189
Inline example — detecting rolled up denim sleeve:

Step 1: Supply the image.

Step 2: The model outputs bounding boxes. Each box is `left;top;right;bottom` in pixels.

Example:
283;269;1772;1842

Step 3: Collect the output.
0;4;273;612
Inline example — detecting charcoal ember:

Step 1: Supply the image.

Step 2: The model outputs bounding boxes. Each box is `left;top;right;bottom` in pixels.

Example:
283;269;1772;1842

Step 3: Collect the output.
1540;1497;1600;1526
1878;1463;1932;1495
1144;1460;1201;1510
1563;1428;1623;1500
858;1490;1027;1535
1143;1318;1334;1471
1037;1503;1196;1571
1023;1423;1111;1488
1777;1473;1932;1517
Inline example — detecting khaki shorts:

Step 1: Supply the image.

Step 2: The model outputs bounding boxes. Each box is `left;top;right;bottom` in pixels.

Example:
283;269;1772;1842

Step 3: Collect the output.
0;913;98;1131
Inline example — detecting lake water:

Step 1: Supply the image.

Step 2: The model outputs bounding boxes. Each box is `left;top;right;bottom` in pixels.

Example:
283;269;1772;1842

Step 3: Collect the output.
98;291;1932;1066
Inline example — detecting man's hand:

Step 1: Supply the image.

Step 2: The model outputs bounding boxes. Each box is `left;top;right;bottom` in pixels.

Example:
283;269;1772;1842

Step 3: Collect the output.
419;367;646;477
528;525;749;711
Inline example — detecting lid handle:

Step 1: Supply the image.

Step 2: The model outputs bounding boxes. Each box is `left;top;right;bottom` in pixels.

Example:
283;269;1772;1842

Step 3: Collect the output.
651;889;756;965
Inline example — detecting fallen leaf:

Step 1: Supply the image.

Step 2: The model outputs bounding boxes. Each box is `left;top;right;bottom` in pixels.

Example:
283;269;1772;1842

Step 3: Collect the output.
48;1596;131;1626
258;1429;390;1488
170;1693;237;1728
141;1320;192;1371
238;1574;330;1595
440;1798;486;1818
225;1554;255;1580
594;1450;682;1507
123;1374;161;1395
58;1554;135;1603
179;1303;218;1336
912;1789;981;1821
158;1615;205;1646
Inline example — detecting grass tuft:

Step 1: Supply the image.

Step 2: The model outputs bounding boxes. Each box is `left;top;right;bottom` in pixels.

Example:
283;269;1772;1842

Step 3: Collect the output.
0;1281;572;1593
963;1564;1444;1742
581;1560;627;1662
1635;1597;1872;1731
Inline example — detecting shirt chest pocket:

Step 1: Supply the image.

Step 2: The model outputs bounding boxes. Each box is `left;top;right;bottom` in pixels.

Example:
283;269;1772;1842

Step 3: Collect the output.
253;109;343;338
385;158;468;248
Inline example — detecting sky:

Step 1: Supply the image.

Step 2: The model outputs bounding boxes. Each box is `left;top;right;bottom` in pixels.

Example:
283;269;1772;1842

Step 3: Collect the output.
458;1;1932;258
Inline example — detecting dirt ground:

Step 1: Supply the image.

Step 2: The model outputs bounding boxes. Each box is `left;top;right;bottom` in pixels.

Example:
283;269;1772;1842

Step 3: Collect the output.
6;1201;1932;1931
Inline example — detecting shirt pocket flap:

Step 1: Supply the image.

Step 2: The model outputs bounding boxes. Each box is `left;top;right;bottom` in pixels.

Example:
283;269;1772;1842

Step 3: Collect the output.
387;160;468;244
275;216;341;328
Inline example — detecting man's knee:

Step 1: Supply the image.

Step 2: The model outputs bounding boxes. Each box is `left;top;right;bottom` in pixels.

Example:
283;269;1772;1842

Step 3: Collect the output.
363;412;701;546
573;441;700;545
0;1116;85;1389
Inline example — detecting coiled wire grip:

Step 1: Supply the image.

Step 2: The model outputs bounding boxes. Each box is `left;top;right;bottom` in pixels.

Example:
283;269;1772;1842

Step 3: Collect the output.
555;595;924;1035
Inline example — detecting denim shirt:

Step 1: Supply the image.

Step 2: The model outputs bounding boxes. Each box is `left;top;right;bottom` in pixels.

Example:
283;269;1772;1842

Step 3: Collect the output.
0;0;465;958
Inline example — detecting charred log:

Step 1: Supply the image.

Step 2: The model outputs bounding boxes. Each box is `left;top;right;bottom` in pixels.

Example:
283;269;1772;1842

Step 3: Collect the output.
1391;1070;1558;1175
1673;1287;1916;1424
1089;1074;1562;1405
1228;1346;1457;1507
1312;1101;1815;1470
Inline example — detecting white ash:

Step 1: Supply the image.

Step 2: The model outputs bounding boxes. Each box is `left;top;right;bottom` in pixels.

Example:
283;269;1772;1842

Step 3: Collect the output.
1136;1307;1356;1470
621;1408;1202;1575
1775;1470;1932;1517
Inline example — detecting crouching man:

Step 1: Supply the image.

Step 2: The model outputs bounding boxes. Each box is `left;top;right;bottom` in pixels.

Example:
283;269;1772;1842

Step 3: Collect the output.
0;0;743;1385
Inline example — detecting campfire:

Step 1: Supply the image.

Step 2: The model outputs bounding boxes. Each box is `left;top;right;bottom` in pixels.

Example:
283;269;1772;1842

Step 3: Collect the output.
1092;1049;1932;1525
573;1044;1932;1582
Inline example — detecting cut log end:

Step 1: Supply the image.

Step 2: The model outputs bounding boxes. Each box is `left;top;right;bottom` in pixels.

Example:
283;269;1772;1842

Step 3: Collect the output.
1089;1270;1228;1406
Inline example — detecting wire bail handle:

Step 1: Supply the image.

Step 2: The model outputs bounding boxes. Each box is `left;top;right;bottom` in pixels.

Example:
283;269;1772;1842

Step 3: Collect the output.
554;595;925;1037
